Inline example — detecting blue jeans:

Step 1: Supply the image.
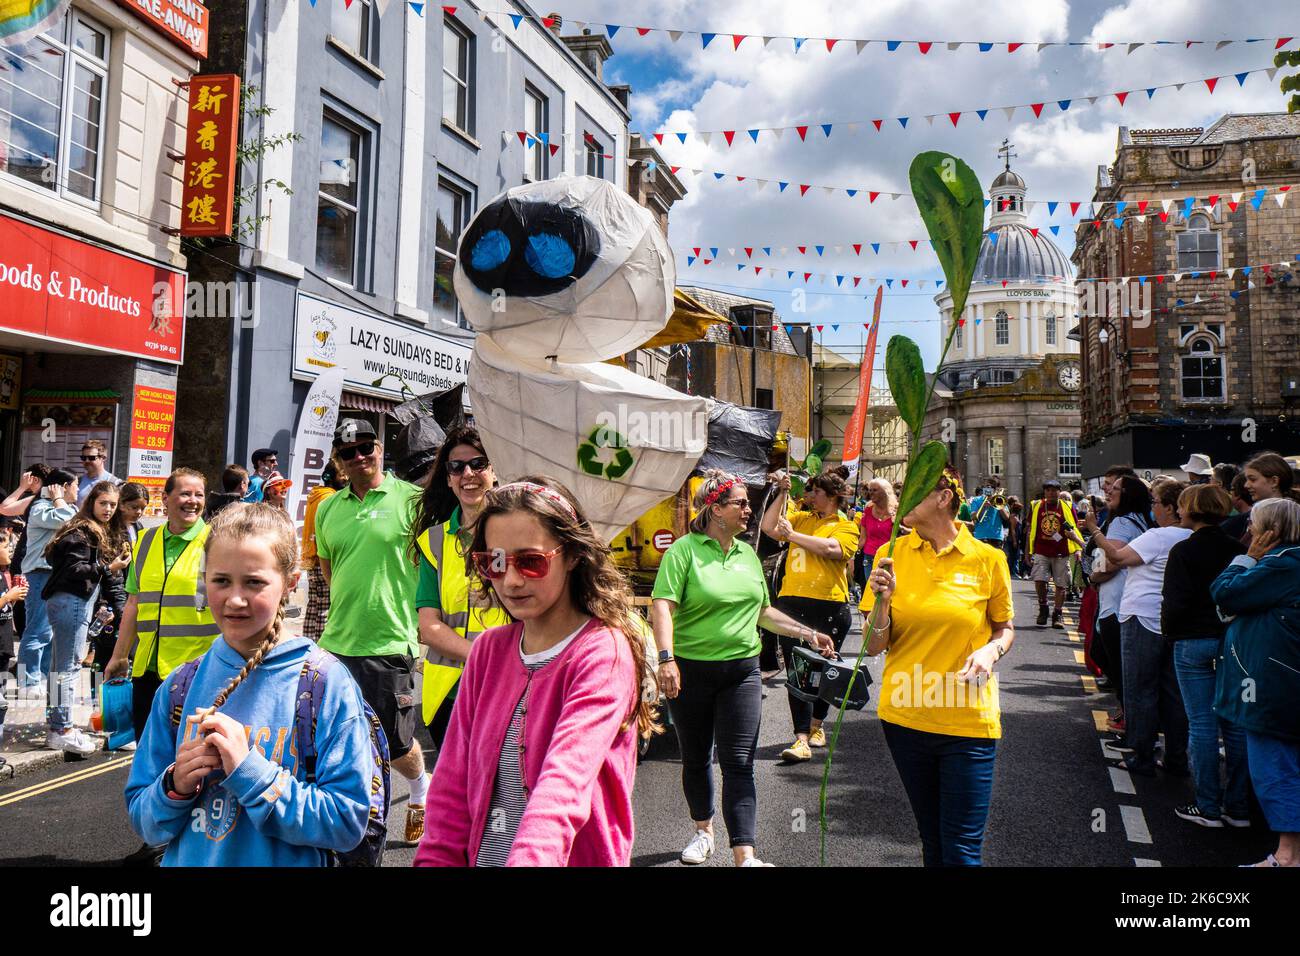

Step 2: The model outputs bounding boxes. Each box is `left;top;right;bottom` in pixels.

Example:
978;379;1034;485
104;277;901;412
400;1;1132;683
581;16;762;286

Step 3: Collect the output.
1173;637;1249;818
1120;618;1188;772
1245;731;1300;832
17;569;52;687
882;721;997;866
46;590;96;732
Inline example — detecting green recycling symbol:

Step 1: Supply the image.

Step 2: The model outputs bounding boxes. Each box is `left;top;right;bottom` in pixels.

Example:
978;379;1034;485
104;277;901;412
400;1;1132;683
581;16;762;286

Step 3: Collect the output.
578;426;635;480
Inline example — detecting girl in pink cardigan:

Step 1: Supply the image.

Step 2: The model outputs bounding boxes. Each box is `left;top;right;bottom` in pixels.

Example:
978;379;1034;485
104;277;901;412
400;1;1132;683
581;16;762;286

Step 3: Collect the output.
413;477;659;867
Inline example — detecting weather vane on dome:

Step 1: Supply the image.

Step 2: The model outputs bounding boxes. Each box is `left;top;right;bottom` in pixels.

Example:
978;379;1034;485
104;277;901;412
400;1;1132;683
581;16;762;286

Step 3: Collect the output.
998;138;1017;171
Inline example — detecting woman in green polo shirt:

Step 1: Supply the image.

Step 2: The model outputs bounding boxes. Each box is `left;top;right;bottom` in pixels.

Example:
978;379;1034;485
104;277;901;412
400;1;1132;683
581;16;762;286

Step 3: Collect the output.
652;470;835;867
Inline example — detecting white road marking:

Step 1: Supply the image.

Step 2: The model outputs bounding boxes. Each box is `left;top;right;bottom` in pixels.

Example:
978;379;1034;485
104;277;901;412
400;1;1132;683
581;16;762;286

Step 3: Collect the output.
1121;805;1153;844
1134;858;1162;867
1109;766;1136;795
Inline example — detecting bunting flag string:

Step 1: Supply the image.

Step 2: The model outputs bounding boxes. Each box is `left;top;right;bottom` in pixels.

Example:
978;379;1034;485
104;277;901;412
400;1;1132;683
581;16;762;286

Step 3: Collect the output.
637;65;1278;144
679;252;1298;292
302;3;1297;58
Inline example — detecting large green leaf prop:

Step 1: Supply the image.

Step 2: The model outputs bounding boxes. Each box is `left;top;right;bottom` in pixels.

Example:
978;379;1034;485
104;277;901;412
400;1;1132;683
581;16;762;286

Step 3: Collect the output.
886;336;928;434
909;151;985;320
895;441;948;519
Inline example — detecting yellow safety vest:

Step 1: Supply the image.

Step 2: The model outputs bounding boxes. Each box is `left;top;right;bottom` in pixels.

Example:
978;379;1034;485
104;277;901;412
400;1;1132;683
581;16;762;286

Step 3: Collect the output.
416;522;512;724
1027;498;1082;556
131;523;220;679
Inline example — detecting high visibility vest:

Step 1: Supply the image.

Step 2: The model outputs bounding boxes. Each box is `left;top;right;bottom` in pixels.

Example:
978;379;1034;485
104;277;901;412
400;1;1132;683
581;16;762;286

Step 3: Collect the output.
1027;498;1082;556
416;521;512;724
131;523;220;679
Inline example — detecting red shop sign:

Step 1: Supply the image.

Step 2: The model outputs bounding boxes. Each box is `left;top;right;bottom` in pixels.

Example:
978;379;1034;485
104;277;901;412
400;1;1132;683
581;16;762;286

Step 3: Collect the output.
114;0;210;59
0;213;186;365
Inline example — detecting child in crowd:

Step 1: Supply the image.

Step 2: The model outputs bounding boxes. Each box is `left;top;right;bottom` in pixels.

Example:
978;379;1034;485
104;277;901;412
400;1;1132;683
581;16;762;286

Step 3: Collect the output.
125;503;376;866
415;477;656;867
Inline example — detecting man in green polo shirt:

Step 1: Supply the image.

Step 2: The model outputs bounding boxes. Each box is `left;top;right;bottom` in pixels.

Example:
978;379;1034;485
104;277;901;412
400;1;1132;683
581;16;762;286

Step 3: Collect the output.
314;418;428;845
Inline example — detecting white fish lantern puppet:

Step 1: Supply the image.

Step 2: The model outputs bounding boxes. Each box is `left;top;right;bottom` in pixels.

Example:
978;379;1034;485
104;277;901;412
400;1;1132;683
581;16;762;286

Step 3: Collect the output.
457;176;709;543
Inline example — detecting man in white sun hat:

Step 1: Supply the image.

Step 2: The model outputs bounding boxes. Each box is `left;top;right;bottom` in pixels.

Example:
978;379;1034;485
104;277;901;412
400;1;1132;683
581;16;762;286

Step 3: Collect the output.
1180;453;1214;485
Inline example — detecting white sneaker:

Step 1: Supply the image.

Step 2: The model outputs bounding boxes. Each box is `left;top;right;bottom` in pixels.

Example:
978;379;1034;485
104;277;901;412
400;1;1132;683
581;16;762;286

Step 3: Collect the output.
47;729;97;756
741;857;775;867
115;740;138;752
680;829;715;865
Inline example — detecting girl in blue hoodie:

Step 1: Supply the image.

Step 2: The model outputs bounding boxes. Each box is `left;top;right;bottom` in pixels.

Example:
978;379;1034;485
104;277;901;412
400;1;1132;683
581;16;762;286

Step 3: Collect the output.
125;503;375;866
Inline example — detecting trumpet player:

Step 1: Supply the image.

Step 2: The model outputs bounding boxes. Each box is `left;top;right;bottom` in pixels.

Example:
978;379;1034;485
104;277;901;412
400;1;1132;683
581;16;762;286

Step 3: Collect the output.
969;480;1011;551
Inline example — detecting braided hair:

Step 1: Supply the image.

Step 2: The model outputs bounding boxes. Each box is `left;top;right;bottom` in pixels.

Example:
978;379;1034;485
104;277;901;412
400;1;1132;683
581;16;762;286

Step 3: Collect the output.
203;503;299;712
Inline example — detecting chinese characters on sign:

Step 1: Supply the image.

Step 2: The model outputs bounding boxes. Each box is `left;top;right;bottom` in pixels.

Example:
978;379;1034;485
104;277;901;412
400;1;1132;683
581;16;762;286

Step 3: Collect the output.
128;385;177;517
179;73;240;238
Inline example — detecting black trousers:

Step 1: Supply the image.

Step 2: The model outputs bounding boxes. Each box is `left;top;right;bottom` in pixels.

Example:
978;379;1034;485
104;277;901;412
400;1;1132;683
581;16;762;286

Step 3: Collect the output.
774;595;852;735
1093;613;1123;700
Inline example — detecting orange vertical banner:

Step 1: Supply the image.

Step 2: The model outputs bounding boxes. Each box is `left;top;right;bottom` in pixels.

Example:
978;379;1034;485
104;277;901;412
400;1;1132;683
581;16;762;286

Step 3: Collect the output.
180;73;240;238
840;285;884;468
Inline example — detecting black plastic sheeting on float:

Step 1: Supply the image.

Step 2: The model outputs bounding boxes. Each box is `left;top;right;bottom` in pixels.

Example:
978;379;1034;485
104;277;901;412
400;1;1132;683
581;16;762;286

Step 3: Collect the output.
697;401;783;486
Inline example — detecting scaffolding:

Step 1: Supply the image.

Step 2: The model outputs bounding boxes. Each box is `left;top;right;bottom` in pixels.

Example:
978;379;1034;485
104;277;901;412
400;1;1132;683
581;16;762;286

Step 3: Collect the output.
811;341;909;485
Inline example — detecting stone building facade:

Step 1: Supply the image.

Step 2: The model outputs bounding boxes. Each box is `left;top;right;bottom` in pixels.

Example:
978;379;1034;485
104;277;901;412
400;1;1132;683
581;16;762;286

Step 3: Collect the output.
1072;113;1300;480
921;163;1083;502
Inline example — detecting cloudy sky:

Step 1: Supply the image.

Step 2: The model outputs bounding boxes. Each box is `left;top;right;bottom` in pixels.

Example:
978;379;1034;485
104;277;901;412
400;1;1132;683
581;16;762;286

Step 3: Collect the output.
548;0;1298;372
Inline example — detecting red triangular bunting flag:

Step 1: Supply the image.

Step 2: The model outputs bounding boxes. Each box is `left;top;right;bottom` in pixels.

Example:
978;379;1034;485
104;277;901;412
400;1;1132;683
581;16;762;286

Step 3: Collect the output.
1115;91;1129;105
1137;200;1148;214
1209;271;1218;280
918;41;932;54
637;27;651;36
909;240;919;250
653;133;664;144
442;5;455;14
1158;211;1169;223
798;247;807;255
732;35;746;50
744;248;753;257
816;325;824;332
754;266;762;274
1070;202;1082;216
1207;195;1219;206
692;247;701;256
1204;77;1218;93
1002;280;1008;287
516;131;528;144
1031;103;1045;117
1030;228;1039;237
723;130;736;146
799;184;811;195
1156;274;1165;283
872;119;883;131
542;17;555;28
1278;37;1294;49
1228;201;1239;212
853;276;861;287
1008;42;1023;52
852;244;862;255
949;112;961;126
1093;219;1102;230
901;279;909;288
702;259;712;265
803;273;812;281
669;165;679;174
796;126;809;140
736;176;745;182
549;144;560;156
869;191;880;203
826;38;839;52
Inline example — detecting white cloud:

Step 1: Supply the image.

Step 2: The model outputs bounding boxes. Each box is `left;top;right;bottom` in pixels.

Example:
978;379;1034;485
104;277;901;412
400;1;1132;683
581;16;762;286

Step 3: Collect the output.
557;0;1300;367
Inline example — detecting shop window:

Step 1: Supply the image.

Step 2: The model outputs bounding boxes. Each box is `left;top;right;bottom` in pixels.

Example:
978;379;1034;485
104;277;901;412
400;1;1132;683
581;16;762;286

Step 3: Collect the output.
986;437;1004;476
317;114;365;287
1058;437;1080;477
1177;213;1219;271
434;177;472;329
524;84;547;182
0;8;108;204
995;310;1010;346
1180;335;1225;401
331;0;375;60
1045;313;1057;346
443;17;474;134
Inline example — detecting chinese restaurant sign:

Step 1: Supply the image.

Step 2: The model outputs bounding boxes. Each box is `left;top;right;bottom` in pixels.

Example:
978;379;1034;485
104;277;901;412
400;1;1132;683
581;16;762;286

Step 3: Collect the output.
128;385;177;519
115;0;209;58
180;73;240;237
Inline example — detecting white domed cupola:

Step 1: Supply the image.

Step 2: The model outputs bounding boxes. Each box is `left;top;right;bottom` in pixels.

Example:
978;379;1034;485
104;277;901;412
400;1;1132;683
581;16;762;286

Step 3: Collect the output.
989;140;1028;226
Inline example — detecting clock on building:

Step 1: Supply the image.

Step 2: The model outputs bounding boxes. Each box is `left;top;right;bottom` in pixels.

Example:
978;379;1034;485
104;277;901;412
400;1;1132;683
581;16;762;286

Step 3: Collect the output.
1058;361;1082;391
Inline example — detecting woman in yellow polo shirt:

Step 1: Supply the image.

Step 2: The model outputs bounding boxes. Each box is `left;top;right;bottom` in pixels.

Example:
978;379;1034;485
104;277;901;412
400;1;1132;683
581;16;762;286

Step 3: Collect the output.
761;471;860;762
861;465;1015;866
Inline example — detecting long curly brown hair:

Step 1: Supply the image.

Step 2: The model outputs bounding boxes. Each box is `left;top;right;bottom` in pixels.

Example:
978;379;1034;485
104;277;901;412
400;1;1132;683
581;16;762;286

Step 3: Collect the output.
410;424;492;563
45;481;128;561
467;475;661;740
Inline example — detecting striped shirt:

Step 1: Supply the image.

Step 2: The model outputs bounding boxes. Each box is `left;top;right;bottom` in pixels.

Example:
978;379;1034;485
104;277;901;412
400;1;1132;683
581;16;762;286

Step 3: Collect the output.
475;621;588;867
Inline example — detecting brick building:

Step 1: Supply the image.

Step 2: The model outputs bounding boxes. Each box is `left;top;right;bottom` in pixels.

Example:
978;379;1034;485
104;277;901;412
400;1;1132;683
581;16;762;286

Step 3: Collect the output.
1071;113;1300;481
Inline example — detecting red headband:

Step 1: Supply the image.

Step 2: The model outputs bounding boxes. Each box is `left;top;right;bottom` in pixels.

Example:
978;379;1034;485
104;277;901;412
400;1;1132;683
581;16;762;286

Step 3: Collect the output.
704;477;741;507
494;481;579;521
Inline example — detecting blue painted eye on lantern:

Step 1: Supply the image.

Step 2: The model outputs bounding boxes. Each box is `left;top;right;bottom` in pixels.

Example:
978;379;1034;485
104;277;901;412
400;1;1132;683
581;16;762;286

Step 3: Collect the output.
470;229;512;272
524;233;576;279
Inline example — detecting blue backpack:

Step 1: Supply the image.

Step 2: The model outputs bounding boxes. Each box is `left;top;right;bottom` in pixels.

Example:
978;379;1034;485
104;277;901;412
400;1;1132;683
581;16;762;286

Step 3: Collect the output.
168;646;392;867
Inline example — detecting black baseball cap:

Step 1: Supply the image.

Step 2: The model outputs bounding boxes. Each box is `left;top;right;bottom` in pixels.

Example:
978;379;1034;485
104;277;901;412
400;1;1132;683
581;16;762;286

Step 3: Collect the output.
1043;478;1063;488
252;448;279;464
333;418;378;447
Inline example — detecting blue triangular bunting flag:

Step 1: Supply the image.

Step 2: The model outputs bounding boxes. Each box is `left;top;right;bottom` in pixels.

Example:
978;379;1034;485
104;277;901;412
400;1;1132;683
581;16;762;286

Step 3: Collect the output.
509;14;522;28
1058;99;1071;110
1236;71;1249;85
710;247;718;257
898;116;909;128
821;124;833;137
702;33;716;48
976;109;988;120
871;243;880;254
779;182;789;192
887;40;902;51
846;189;857;198
1048;201;1058;216
1146;87;1157;98
676;132;687;144
978;42;993;52
607;25;620;39
815;246;825;256
748;129;760;142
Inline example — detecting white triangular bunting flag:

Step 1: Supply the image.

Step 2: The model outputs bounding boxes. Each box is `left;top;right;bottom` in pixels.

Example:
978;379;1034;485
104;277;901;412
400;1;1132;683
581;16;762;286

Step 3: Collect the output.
1227;268;1236;278
1121;276;1130;285
1127;43;1143;54
823;187;835;196
669;30;683;43
779;247;789;256
918;280;927;289
727;248;735;257
1037;42;1053;51
1277;191;1289;207
763;36;775;47
891;193;901;200
771;127;785;140
846;123;859;133
1026;201;1037;213
1161;198;1174;213
925;115;937;125
756;180;768;192
1086;96;1098;105
1003;106;1017;121
1194;294;1202;303
1216;40;1232;50
834;245;844;254
947;42;962;51
1174;273;1184;282
1136;215;1147;223
570;21;585;32
856;40;869;54
1175;83;1185;92
1267;67;1280;81
699;132;712;146
1231;191;1242;203
375;0;391;13
1248;280;1256;289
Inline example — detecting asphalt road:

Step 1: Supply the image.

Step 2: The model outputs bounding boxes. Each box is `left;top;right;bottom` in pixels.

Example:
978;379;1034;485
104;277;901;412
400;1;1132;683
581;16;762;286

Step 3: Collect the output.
0;578;1276;867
